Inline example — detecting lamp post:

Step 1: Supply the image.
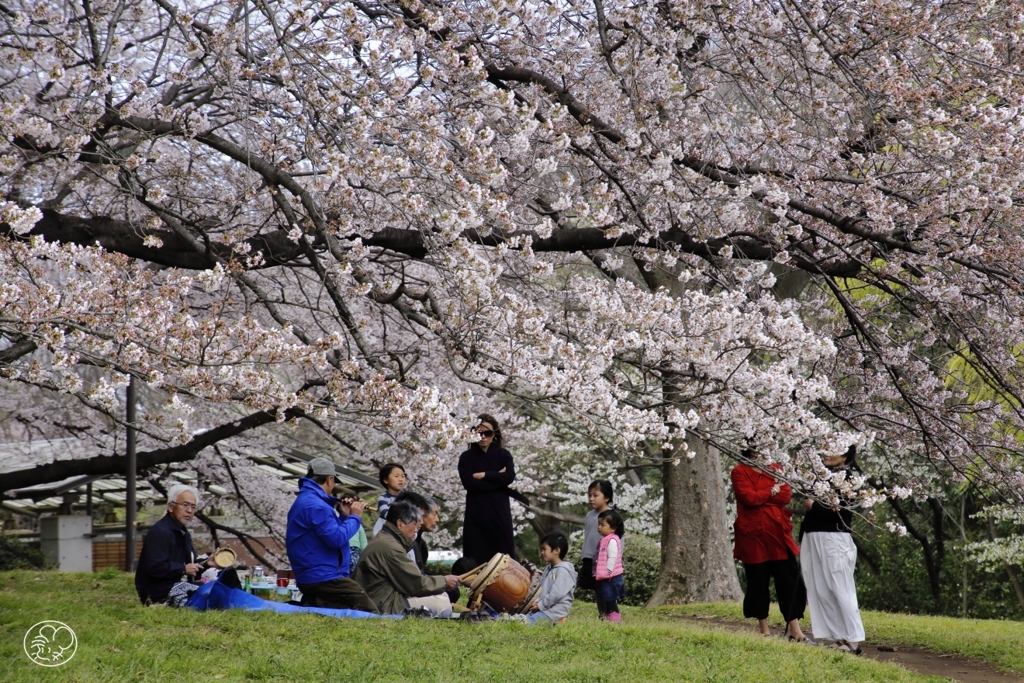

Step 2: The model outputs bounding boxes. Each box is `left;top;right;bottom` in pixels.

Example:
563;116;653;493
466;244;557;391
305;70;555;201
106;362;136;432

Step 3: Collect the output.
125;375;137;572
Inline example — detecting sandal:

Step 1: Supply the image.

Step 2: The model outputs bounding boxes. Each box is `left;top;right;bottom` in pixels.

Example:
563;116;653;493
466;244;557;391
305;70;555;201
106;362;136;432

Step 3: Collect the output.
834;640;863;655
784;622;817;645
788;634;818;645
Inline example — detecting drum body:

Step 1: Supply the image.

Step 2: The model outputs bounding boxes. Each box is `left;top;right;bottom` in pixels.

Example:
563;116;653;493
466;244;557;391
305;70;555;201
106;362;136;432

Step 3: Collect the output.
467;553;540;614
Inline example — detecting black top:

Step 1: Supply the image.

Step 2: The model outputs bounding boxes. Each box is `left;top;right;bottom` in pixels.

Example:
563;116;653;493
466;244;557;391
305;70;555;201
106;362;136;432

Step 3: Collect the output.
135;513;196;604
412;533;428;571
458;443;516;561
801;501;854;535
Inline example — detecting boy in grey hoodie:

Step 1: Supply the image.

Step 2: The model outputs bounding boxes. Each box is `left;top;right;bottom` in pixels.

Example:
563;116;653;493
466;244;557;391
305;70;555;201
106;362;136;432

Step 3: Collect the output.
527;532;578;623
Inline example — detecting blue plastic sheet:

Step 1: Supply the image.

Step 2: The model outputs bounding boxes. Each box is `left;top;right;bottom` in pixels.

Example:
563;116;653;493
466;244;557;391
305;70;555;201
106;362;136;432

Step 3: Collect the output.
186;575;400;620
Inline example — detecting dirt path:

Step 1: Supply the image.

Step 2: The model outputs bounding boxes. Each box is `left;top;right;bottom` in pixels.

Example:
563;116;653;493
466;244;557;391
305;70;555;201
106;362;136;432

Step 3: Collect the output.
672;614;1022;683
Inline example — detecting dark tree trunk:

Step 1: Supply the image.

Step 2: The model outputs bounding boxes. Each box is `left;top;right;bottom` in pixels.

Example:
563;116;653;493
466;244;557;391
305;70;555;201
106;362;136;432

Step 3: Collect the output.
886;495;944;611
629;265;743;606
647;431;742;605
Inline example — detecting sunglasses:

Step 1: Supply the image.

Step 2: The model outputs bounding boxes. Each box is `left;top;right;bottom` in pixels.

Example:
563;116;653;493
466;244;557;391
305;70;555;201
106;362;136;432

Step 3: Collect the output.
477;429;495;438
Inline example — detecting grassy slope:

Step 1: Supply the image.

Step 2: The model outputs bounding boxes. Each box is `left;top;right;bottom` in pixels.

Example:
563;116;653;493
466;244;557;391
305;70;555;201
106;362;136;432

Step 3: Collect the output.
672;602;1024;675
1;571;943;683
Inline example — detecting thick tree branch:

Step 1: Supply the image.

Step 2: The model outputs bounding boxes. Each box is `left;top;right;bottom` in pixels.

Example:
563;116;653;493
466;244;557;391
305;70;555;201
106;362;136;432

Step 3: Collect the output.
8;209;306;269
0;407;303;495
10;207;867;278
0;337;38;365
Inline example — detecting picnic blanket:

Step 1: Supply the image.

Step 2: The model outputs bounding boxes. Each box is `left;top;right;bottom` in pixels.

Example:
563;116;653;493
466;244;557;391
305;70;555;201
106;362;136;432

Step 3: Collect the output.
186;575;399;620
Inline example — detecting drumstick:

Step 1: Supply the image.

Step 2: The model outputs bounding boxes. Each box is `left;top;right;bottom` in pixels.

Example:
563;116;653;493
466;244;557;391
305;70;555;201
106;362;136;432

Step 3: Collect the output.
458;562;488;582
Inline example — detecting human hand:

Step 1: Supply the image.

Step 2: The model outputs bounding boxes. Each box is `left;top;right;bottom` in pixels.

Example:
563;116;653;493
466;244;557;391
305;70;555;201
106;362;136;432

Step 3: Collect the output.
348;500;367;516
472;472;486;479
527;603;539;613
184;563;203;576
498;467;506;473
804;498;814;511
770;484;781;497
444;574;461;590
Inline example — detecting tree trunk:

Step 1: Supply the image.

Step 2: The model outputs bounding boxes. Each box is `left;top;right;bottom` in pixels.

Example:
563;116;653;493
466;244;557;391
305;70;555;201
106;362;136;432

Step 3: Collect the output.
647;431;742;605
630;262;743;606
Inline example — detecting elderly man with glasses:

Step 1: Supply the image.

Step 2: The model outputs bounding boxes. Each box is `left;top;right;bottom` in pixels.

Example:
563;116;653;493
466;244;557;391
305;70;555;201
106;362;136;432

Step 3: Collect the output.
136;483;218;606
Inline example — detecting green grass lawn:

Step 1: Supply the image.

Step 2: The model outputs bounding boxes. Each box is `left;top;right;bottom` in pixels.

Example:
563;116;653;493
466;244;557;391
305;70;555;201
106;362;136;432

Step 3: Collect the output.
671;602;1024;675
0;570;963;682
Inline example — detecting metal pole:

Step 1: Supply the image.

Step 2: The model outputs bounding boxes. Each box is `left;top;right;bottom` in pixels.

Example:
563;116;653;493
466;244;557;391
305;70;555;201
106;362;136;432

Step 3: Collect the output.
125;376;137;572
86;482;93;517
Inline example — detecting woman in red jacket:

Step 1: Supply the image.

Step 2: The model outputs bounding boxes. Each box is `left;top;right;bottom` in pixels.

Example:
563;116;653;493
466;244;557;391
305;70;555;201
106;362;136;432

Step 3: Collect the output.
731;450;814;643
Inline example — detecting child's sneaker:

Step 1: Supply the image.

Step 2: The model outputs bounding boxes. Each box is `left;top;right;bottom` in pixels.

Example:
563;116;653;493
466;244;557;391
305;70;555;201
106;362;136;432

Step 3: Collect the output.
606;612;622;623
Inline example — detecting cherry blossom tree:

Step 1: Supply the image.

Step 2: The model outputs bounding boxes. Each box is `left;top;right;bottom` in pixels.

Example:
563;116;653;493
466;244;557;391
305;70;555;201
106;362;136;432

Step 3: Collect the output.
3;0;1024;602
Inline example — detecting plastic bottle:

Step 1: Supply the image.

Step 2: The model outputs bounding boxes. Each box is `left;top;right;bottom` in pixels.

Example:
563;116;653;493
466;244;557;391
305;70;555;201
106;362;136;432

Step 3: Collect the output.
243;572;251;593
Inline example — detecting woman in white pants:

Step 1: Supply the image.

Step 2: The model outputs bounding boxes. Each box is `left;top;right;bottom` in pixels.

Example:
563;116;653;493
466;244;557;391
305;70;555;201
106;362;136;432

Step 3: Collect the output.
800;445;865;654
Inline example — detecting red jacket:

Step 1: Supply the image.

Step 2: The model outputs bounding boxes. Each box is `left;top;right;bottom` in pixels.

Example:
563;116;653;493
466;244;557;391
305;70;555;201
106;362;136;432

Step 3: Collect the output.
731;463;800;564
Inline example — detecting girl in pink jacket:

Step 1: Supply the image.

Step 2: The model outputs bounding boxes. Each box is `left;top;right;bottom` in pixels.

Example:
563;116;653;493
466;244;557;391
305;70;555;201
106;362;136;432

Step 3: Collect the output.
594;509;625;623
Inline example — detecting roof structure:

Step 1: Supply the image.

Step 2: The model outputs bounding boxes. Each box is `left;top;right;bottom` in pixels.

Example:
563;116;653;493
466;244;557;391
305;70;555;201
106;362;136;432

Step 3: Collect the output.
0;439;379;516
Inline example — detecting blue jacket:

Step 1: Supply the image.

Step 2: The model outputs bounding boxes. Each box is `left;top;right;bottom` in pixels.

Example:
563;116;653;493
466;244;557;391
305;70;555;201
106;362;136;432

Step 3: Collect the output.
286;477;363;584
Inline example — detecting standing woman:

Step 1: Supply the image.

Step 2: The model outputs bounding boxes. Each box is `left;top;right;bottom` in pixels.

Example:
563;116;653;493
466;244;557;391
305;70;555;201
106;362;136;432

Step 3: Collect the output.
459;414;516;562
801;445;865;654
731;449;813;642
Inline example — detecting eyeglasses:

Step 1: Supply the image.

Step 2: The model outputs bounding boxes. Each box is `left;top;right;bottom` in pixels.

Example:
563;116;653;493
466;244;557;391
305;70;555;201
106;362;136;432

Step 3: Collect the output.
477;429;495;437
172;501;197;511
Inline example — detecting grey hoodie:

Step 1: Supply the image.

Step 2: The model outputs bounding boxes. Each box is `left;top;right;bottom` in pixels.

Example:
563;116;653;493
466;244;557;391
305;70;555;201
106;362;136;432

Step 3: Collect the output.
535;561;578;620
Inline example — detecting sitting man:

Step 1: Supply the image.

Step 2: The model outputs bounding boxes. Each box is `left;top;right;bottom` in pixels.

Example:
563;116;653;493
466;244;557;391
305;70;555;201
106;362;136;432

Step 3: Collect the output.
136;484;218;606
353;500;461;616
391;490;437;569
392;490;462;605
285;457;378;613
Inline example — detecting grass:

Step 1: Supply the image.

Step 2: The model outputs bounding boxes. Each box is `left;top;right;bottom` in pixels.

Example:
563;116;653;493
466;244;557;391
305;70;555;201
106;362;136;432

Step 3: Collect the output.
0;570;960;683
671;602;1024;675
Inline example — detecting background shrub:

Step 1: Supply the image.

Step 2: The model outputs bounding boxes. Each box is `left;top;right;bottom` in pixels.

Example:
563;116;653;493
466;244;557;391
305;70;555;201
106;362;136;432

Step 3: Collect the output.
0;535;47;571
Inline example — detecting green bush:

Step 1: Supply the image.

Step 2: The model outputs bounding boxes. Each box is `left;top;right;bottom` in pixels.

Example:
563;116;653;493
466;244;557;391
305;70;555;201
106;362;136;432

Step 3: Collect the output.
570;532;661;607
424;561;452;576
0;535;47;570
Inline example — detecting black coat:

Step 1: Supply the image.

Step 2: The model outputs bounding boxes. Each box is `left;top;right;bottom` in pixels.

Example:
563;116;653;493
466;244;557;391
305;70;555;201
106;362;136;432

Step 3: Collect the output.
458;443;516;562
135;513;196;604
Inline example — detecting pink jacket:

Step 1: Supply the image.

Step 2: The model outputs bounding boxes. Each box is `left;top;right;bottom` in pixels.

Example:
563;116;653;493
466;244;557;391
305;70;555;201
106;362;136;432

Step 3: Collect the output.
595;533;623;580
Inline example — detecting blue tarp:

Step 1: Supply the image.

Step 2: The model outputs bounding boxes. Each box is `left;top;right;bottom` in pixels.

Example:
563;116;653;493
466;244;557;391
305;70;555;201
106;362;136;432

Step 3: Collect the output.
186;576;400;620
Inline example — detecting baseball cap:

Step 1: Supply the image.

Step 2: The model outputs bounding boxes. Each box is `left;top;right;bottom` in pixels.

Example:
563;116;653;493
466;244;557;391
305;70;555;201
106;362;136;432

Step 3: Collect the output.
307;457;337;477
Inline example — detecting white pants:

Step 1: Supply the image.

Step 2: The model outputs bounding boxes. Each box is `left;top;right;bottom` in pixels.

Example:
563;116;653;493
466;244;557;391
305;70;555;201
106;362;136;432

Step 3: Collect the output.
405;593;453;618
800;532;865;642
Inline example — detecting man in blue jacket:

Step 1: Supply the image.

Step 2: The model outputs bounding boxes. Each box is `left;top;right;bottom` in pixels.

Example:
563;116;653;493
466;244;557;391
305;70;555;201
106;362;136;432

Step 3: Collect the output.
286;457;378;612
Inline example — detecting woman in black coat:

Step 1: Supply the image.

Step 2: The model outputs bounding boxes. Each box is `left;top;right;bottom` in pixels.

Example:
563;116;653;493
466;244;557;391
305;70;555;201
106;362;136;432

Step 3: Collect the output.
458;413;516;562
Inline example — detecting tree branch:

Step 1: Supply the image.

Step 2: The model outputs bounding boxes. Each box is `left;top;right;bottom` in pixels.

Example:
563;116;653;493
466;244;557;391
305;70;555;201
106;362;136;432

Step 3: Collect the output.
0;336;38;365
0;407;304;495
9;209;306;269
